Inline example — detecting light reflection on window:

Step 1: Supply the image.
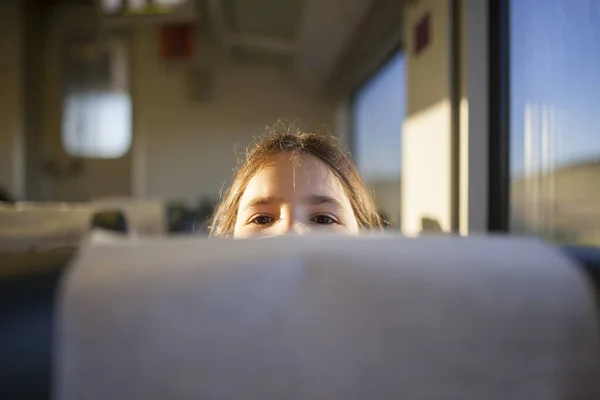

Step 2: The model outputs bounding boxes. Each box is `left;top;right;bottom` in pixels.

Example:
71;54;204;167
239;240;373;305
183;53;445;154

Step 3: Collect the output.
509;0;600;245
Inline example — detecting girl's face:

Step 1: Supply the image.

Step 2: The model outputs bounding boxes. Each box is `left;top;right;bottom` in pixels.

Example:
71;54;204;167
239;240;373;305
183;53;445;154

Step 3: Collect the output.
233;153;360;238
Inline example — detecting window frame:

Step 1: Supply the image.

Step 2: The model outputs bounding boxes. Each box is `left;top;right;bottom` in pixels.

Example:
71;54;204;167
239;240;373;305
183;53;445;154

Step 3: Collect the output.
487;0;511;231
60;33;133;160
348;0;513;233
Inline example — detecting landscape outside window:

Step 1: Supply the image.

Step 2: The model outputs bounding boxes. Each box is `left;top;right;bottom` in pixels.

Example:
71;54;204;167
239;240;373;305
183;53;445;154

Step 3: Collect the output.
354;51;406;228
509;0;600;245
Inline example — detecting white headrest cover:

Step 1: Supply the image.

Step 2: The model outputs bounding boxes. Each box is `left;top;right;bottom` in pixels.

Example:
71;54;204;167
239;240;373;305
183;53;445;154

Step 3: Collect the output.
55;235;600;399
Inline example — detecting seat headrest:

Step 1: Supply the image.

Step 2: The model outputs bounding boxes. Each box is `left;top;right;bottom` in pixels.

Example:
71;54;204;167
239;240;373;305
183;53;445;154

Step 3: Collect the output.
55;235;600;399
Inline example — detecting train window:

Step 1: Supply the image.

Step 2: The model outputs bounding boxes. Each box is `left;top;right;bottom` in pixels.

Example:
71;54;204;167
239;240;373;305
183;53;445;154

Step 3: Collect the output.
509;0;600;245
353;51;406;228
62;35;132;159
101;0;188;15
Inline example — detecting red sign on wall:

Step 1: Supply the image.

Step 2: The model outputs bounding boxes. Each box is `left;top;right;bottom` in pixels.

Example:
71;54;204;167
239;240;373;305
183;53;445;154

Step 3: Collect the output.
414;12;431;56
159;24;195;61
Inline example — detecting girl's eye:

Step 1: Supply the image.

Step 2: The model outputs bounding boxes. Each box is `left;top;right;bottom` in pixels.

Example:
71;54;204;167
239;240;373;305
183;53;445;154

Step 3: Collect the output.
251;215;274;225
311;215;336;225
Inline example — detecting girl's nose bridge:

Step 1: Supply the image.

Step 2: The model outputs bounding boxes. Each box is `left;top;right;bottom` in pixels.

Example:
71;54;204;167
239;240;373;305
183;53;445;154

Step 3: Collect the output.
279;203;309;233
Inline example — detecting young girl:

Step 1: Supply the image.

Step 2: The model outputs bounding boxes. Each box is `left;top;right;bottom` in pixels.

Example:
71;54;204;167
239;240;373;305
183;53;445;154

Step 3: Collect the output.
210;126;383;238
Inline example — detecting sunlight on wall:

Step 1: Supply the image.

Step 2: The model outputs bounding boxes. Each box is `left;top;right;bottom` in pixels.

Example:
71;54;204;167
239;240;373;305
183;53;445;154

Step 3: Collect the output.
459;97;469;235
402;99;452;235
402;0;452;236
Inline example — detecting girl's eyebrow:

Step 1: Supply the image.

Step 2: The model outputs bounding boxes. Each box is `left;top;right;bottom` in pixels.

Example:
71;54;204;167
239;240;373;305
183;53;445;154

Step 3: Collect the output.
243;195;344;212
243;196;283;212
305;195;344;210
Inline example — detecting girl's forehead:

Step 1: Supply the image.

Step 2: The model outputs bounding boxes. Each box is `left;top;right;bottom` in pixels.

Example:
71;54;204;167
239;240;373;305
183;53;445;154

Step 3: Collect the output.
240;153;350;204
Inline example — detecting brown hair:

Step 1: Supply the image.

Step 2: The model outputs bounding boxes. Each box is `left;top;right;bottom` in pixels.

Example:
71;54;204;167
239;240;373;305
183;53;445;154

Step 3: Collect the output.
209;125;383;236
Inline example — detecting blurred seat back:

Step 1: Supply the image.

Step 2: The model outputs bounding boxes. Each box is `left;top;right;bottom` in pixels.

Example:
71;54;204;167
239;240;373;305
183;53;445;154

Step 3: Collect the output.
0;250;74;400
563;246;600;291
90;210;128;233
0;203;94;252
53;235;599;400
90;198;165;236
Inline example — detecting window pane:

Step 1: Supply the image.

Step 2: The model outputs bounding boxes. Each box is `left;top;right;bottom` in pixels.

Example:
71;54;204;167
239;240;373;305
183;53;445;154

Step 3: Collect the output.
101;0;188;15
509;0;600;245
354;51;406;227
62;36;132;159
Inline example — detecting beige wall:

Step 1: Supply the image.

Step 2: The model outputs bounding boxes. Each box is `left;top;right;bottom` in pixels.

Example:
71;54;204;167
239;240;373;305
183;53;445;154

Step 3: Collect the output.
0;0;25;199
20;4;334;203
402;0;452;235
131;28;335;203
405;1;451;116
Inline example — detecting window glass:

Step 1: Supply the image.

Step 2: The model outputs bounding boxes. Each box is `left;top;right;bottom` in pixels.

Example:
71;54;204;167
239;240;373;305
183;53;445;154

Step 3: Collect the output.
510;0;600;245
101;0;187;14
354;51;406;227
62;36;131;159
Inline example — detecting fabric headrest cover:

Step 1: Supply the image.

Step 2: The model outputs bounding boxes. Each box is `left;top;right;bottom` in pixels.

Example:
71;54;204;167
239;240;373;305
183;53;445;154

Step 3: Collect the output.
55;235;600;399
